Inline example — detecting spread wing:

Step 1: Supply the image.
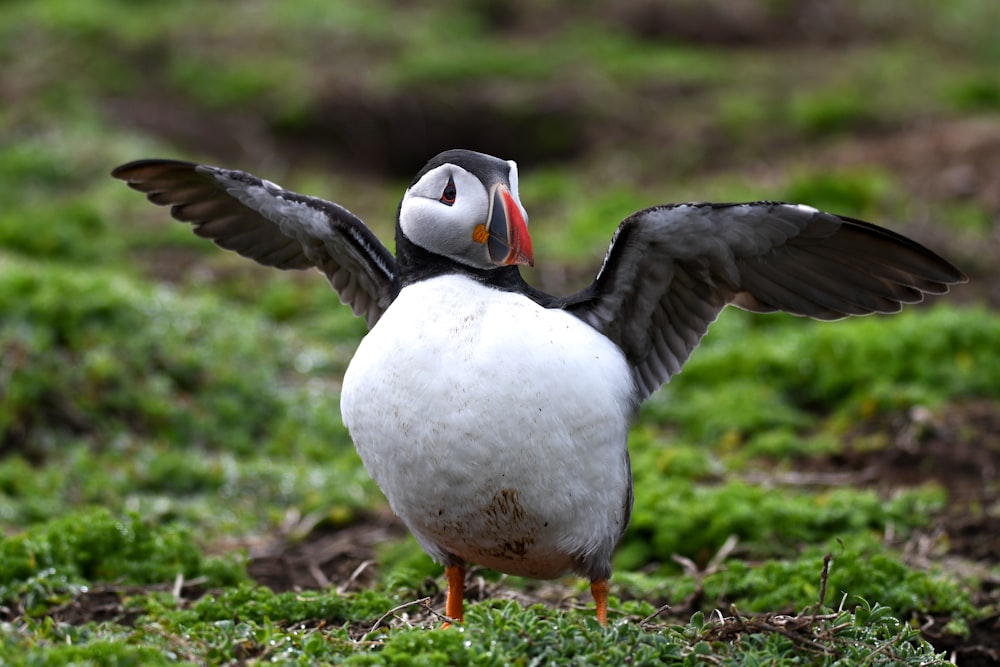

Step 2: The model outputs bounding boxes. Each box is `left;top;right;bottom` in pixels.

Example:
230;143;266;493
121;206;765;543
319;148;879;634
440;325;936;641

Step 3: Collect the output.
565;202;967;399
112;160;397;327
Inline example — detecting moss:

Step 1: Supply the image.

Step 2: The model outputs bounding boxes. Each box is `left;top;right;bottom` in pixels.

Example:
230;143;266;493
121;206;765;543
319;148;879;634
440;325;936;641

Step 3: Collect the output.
0;258;356;460
645;307;999;441
622;476;946;570
0;508;246;610
712;536;973;617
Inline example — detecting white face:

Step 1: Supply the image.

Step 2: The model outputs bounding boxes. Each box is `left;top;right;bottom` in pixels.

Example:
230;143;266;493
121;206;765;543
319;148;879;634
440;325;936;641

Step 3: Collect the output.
399;161;526;270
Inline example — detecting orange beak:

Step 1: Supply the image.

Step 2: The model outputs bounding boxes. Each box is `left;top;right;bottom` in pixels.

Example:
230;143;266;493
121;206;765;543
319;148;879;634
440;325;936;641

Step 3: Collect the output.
487;184;534;267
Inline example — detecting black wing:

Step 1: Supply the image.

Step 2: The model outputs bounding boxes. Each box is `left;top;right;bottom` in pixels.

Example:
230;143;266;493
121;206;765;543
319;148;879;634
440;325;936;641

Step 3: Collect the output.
565;202;967;400
112;160;397;327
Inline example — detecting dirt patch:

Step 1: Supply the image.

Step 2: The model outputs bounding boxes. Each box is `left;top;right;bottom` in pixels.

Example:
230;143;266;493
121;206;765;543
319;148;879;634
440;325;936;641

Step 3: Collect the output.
807;400;1000;512
923;612;1000;667
810;399;1000;662
246;513;407;593
106;83;590;180
824;117;1000;308
607;0;902;47
831;117;1000;217
0;579;211;627
946;513;1000;562
272;91;590;179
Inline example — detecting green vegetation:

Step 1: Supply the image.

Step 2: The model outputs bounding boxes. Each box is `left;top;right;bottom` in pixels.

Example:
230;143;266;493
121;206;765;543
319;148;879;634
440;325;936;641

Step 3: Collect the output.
0;592;949;666
1;508;246;613
2;0;997;663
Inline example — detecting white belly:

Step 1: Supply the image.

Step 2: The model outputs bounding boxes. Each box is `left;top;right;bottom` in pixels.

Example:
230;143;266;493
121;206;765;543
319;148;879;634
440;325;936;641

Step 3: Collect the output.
340;274;635;578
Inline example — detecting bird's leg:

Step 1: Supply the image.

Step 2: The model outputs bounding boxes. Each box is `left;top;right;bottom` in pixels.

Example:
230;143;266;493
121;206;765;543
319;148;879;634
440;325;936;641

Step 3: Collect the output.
442;564;466;627
591;579;609;626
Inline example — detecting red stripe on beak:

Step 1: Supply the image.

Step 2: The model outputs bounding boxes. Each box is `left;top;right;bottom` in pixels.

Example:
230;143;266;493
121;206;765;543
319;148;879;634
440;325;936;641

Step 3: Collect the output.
488;185;534;267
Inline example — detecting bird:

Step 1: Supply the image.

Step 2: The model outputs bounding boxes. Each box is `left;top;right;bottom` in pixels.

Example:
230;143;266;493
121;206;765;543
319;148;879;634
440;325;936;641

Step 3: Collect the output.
112;149;966;626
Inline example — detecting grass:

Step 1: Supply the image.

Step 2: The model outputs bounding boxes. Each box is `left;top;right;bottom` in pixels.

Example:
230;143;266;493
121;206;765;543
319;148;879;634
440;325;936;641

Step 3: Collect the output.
2;0;998;663
0;580;954;666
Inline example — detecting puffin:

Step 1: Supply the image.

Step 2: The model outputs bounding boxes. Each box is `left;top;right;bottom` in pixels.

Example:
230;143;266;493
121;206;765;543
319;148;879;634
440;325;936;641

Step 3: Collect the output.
112;149;966;626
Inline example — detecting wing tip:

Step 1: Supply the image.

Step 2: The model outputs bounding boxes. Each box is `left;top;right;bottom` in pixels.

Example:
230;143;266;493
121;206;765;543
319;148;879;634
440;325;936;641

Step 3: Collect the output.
110;158;201;182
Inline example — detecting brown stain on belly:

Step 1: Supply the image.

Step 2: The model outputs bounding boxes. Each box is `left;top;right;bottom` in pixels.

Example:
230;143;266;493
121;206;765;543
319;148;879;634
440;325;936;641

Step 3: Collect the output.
429;486;573;577
487;488;526;523
482;487;533;559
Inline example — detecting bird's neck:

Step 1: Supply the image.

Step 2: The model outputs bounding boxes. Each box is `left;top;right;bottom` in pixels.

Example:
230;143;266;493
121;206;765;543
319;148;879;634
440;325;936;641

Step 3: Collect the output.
393;229;528;296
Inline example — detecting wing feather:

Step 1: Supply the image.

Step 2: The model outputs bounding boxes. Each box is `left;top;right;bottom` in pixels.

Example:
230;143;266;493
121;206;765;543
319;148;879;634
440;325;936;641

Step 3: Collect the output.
566;202;966;400
112;159;397;327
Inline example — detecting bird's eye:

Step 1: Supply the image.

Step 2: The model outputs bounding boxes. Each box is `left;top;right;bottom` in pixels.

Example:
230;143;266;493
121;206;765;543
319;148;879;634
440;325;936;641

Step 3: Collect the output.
439;177;457;206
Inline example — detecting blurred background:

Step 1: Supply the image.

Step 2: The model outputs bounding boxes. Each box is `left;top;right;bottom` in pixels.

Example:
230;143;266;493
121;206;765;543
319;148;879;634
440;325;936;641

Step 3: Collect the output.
2;0;999;660
3;0;998;293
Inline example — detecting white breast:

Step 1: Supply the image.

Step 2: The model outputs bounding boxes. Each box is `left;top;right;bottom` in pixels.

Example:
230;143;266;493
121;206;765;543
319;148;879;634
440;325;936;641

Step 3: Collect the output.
340;274;635;578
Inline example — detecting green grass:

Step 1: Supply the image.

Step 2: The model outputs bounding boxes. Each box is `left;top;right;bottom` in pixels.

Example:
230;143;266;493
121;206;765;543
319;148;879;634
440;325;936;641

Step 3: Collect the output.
0;259;347;457
0;581;952;666
0;508;246;613
641;307;999;443
0;259;379;539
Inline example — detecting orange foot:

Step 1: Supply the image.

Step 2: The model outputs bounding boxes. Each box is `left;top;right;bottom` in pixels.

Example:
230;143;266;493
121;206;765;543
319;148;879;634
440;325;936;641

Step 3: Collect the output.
591;579;609;626
441;564;466;629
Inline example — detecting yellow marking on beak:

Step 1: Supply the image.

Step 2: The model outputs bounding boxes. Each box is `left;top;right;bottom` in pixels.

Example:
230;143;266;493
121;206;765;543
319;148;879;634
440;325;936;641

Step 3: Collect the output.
472;223;489;244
